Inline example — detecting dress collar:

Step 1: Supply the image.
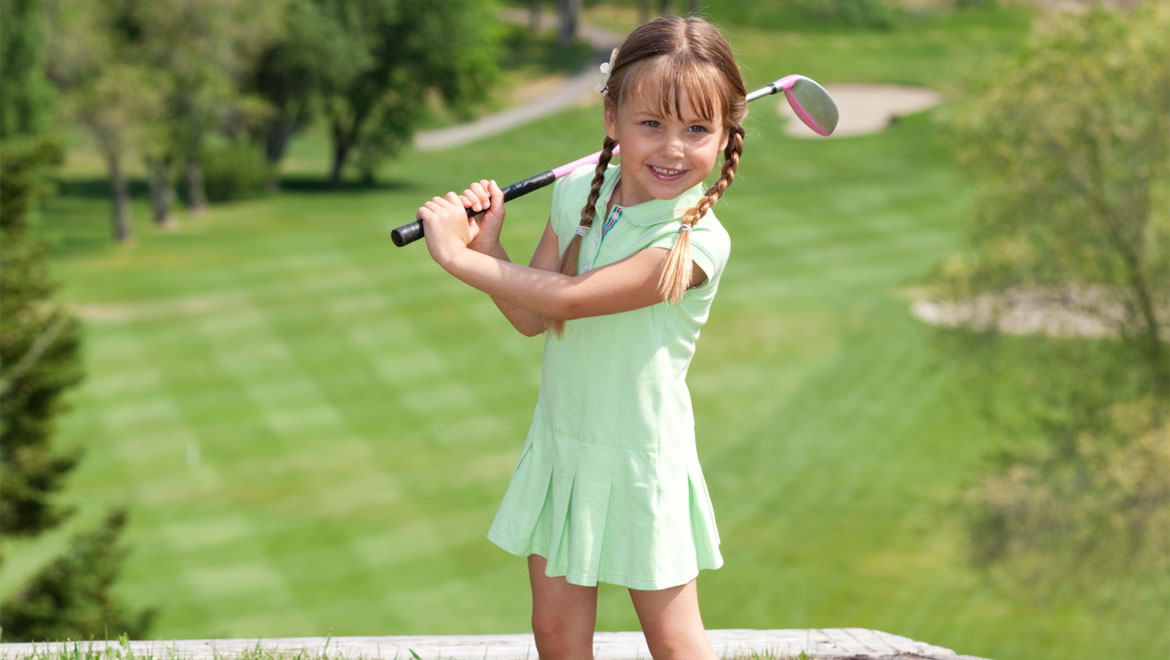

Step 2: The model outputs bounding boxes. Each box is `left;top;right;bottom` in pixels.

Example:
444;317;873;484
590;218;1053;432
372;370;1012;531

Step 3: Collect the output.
596;165;705;227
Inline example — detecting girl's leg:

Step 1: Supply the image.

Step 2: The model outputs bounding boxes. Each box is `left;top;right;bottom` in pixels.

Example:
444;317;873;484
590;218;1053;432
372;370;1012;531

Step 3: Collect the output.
527;554;598;660
628;579;719;660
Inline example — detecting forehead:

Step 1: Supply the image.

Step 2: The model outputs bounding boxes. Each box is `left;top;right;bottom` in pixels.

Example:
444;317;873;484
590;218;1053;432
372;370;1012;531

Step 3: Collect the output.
621;57;725;122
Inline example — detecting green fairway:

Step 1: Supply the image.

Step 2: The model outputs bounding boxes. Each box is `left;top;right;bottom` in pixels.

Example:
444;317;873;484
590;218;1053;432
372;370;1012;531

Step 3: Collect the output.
8;6;1166;660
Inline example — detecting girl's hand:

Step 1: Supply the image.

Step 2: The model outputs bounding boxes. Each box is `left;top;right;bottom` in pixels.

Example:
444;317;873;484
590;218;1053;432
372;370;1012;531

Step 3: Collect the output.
418;191;479;266
463;179;505;254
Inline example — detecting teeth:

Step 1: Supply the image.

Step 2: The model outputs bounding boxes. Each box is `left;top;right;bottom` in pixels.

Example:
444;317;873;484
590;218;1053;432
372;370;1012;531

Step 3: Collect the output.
651;165;682;175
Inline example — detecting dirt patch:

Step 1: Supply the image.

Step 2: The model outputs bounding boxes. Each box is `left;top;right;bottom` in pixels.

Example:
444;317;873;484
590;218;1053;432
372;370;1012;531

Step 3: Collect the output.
778;83;942;137
910;284;1168;339
75;293;250;324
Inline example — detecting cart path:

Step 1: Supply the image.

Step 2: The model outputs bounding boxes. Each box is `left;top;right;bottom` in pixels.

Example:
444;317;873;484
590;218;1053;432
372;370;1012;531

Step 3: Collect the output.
414;10;622;151
416;13;944;150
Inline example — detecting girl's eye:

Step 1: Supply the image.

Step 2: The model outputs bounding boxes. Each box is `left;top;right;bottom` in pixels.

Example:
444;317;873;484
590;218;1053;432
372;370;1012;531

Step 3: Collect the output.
642;120;661;128
688;125;710;134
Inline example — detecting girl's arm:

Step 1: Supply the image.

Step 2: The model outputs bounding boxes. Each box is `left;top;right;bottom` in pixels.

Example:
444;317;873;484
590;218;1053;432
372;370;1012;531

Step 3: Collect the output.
419;187;706;322
459;180;560;337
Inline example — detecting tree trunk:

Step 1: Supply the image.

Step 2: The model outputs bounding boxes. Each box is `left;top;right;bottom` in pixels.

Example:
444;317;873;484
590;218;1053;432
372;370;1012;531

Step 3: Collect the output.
687;0;699;16
146;157;175;228
184;156;208;212
659;0;675;16
330;126;349;187
558;0;579;47
530;0;542;31
105;150;132;243
264;118;295;191
638;0;650;24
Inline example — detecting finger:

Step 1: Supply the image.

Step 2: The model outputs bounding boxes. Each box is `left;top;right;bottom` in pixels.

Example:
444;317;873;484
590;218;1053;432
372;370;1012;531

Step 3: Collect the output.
463;188;483;213
468;181;489;210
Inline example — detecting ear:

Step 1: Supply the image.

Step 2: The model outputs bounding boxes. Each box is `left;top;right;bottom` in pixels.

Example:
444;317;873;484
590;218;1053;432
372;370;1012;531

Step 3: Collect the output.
604;102;618;141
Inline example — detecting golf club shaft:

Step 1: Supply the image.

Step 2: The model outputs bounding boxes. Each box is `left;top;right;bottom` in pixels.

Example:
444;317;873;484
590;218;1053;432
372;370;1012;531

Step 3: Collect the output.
391;148;618;247
391;76;800;247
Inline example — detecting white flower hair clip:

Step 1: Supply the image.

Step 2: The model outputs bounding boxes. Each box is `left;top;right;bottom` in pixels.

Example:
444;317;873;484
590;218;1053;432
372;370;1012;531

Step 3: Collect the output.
594;48;618;95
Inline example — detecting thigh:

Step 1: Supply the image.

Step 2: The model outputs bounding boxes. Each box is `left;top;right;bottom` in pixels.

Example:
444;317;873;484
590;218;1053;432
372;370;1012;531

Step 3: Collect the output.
628;580;717;660
528;555;598;650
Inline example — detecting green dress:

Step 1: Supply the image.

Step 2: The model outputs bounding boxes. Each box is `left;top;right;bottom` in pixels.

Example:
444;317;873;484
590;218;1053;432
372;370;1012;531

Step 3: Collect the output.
487;164;730;590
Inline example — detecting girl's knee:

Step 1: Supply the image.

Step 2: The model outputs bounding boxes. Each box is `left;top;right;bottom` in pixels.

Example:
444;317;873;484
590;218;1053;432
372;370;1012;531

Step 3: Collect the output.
643;632;718;660
531;610;591;660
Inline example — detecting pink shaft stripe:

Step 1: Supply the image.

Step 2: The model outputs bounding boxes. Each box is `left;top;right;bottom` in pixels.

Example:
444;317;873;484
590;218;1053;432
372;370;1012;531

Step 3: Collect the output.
551;145;622;179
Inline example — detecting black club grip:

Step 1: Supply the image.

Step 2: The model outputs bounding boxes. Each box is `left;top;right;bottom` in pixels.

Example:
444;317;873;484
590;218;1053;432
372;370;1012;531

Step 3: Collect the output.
391;170;557;247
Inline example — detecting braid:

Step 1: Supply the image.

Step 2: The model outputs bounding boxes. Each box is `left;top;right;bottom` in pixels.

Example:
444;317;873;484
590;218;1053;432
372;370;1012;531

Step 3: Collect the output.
547;135;618;337
576;136;618;233
658;124;745;303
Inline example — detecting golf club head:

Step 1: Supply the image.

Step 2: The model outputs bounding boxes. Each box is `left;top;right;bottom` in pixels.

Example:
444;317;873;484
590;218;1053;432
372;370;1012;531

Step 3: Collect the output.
778;75;838;137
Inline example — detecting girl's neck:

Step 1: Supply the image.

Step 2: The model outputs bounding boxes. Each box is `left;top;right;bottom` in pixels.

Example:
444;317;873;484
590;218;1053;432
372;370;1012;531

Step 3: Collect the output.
607;177;624;215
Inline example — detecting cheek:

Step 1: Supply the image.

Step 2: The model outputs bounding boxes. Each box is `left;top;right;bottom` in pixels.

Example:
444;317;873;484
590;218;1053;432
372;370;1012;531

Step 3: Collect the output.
695;143;722;172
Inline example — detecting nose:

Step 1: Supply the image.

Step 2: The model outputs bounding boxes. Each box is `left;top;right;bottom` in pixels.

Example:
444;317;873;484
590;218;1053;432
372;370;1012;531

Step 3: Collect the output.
660;133;685;159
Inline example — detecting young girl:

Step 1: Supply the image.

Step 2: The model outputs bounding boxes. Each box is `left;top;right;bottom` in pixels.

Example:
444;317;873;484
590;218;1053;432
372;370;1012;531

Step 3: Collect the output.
417;16;746;660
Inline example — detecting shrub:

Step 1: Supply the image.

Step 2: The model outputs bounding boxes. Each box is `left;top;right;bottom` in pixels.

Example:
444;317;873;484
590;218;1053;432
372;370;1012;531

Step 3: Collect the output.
193;138;270;203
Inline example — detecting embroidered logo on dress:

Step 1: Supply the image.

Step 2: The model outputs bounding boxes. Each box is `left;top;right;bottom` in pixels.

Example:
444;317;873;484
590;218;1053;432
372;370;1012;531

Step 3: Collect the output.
592;205;623;267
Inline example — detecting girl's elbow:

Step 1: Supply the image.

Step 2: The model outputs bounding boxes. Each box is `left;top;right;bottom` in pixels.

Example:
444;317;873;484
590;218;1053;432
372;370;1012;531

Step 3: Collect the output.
543;296;585;322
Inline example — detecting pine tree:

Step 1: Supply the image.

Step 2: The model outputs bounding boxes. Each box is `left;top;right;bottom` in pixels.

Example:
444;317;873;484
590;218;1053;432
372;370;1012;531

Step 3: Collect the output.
0;0;82;543
1;0;154;641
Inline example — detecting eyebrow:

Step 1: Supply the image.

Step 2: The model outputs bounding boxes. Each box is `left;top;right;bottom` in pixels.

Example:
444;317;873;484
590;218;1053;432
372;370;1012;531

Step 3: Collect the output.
629;108;715;124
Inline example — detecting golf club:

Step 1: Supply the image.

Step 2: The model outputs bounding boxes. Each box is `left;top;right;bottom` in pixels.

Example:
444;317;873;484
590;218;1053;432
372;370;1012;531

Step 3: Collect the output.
391;74;837;247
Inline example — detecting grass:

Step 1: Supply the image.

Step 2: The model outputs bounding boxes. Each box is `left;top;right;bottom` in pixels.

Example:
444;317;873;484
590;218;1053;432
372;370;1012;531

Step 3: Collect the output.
4;5;1167;660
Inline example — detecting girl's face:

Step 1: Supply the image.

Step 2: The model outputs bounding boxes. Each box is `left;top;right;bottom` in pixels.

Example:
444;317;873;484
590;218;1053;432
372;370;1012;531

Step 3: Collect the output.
604;87;728;207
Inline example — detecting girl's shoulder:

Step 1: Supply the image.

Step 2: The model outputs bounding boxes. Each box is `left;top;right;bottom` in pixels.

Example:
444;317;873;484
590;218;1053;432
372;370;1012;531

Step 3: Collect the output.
550;163;618;235
647;209;731;286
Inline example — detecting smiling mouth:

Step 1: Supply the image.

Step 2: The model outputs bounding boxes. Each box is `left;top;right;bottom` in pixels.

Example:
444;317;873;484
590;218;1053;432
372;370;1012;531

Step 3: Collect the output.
649;165;685;178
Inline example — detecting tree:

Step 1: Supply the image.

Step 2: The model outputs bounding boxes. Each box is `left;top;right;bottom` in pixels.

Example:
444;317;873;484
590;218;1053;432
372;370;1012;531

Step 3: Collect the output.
248;0;349;189
131;0;282;213
938;3;1169;600
0;137;81;539
45;0;165;242
2;512;155;641
945;3;1169;390
1;0;56;138
558;0;579;46
2;0;83;540
315;0;499;186
1;0;153;640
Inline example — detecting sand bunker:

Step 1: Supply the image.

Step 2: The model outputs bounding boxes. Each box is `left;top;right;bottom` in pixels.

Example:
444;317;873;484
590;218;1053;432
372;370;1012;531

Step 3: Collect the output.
778;83;942;137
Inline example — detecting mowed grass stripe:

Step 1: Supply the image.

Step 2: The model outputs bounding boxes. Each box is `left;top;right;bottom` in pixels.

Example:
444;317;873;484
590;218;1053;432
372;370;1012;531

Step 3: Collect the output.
150;280;421;631
171;243;518;634
702;335;978;632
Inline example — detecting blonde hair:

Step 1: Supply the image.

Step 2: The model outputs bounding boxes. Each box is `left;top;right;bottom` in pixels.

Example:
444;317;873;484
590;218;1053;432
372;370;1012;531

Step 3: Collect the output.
550;17;747;337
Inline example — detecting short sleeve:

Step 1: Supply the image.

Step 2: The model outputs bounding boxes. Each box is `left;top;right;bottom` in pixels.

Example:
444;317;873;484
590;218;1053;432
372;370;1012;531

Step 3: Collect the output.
549;164;600;246
648;212;731;288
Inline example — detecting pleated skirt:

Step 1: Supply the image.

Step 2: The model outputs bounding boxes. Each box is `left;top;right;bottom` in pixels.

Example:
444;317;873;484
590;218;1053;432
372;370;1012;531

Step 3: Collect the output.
487;426;723;590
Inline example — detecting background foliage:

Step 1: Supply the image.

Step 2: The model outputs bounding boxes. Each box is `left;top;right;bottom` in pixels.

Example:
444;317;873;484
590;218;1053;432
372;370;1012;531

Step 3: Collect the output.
938;3;1169;611
1;0;151;641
